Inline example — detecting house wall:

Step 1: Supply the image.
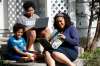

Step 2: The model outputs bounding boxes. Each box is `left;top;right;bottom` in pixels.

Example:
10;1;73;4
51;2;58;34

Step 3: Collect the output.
76;0;97;38
0;0;97;37
0;0;4;29
0;0;9;36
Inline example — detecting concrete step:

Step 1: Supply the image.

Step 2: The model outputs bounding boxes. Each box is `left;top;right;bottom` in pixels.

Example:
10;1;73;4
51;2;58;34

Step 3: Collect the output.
74;58;84;66
3;60;46;66
1;58;84;66
0;37;8;46
0;37;8;42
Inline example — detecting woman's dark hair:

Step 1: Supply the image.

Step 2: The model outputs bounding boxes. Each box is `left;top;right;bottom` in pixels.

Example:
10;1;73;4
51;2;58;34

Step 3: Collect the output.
54;13;72;30
23;1;35;11
13;23;25;33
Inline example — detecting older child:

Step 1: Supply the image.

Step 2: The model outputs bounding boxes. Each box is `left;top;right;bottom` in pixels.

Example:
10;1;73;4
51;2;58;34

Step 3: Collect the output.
17;1;39;51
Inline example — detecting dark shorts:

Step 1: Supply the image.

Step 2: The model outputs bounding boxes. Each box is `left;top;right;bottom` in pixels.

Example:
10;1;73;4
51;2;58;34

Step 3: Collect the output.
54;47;78;61
5;53;21;61
5;51;30;61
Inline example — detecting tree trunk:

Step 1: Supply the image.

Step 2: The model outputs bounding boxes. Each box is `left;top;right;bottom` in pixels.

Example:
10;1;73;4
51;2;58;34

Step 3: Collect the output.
90;19;100;51
89;1;100;51
85;0;94;51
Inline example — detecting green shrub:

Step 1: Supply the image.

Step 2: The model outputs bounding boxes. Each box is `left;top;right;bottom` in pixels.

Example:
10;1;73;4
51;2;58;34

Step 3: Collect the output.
80;48;100;66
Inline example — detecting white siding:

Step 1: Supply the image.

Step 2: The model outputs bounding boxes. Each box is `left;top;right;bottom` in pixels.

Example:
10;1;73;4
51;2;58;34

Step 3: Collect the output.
0;1;4;29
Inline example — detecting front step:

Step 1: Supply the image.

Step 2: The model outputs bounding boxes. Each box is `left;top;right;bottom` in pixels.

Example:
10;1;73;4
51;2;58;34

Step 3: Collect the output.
3;60;46;66
74;58;84;66
0;58;84;66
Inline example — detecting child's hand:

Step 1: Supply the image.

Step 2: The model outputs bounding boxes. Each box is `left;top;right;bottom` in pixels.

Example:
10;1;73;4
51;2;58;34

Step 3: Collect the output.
25;52;34;57
25;52;36;61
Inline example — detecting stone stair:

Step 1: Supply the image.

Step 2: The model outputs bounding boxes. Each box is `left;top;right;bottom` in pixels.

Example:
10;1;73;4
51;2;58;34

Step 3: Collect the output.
3;61;47;66
0;58;84;66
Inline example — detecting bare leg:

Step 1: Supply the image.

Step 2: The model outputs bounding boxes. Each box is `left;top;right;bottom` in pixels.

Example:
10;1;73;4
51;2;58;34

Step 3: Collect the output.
39;27;51;40
26;30;36;51
52;51;75;66
45;51;55;66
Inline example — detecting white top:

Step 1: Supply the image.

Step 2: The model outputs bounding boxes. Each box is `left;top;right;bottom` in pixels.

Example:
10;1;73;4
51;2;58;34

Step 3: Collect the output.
17;14;39;28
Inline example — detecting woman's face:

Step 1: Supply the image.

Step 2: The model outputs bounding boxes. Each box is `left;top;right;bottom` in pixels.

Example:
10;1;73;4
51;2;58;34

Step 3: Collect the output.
56;16;65;30
25;7;35;17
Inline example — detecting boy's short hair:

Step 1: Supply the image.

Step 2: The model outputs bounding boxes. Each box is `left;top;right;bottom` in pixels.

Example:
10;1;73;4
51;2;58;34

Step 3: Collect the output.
13;23;25;33
23;1;35;11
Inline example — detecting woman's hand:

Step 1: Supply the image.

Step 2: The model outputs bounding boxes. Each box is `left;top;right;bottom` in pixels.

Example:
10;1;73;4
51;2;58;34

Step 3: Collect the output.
58;34;66;40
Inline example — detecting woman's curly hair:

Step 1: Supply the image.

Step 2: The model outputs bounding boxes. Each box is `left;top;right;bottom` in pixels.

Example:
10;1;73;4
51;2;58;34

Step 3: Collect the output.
54;12;72;30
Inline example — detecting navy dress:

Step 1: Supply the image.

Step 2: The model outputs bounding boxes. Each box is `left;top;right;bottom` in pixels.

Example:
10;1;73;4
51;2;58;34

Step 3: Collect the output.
54;25;79;61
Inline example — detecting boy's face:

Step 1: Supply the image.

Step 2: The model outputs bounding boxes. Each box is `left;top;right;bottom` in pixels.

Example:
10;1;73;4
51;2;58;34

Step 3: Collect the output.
15;29;24;39
25;7;35;17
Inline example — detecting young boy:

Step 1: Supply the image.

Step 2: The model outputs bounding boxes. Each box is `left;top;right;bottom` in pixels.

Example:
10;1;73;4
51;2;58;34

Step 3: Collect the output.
6;23;36;62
